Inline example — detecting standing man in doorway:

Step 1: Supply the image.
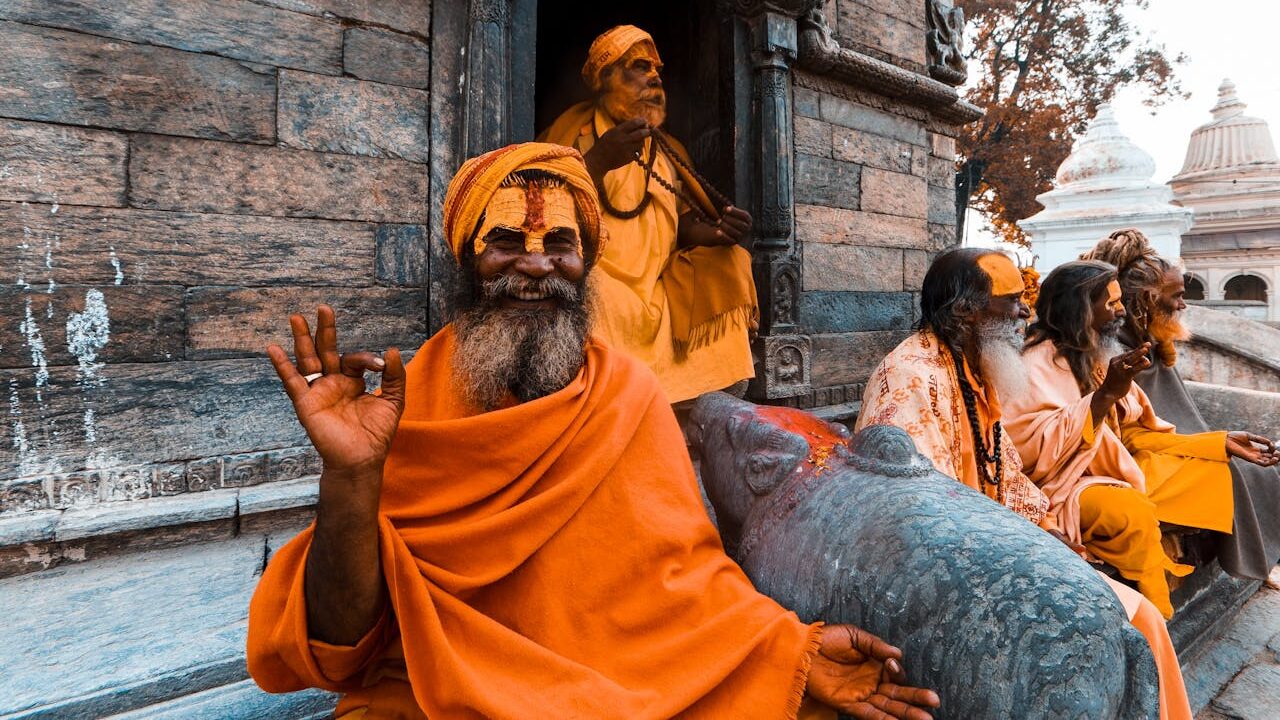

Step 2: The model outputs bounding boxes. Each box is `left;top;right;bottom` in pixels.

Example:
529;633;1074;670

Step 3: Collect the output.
540;25;757;403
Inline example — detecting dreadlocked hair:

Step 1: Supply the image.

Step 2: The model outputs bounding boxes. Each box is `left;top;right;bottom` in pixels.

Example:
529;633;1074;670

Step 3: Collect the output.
1026;260;1118;394
1080;227;1180;366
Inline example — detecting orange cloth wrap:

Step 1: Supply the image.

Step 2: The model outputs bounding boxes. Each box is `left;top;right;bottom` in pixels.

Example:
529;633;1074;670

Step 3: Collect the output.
247;328;821;718
441;142;604;261
581;25;658;91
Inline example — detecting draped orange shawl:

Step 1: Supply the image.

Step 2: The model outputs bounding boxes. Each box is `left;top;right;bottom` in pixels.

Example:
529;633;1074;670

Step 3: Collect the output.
247;328;818;718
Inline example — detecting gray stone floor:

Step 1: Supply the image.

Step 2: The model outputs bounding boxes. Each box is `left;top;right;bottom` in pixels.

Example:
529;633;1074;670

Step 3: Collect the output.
1191;570;1280;719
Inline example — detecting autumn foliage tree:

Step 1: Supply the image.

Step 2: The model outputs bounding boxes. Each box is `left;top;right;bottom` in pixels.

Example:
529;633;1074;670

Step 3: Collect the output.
956;0;1185;246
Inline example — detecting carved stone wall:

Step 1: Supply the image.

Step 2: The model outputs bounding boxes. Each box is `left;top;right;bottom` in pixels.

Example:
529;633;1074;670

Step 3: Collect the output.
746;0;968;411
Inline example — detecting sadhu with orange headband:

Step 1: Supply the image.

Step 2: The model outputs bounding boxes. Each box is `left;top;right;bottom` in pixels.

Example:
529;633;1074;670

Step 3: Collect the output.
248;142;941;719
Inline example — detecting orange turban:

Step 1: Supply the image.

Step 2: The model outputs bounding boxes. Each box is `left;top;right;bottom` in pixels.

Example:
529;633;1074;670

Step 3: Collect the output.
581;25;658;91
442;142;604;261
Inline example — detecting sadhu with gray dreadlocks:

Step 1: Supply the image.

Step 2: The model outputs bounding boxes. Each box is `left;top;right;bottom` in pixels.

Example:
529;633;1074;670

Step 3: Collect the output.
1082;228;1280;582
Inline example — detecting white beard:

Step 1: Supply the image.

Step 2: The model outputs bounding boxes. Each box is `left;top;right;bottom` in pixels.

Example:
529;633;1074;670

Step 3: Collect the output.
976;316;1029;401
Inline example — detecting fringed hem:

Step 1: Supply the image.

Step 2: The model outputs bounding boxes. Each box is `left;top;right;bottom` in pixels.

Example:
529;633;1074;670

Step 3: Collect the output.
785;622;826;720
672;304;758;359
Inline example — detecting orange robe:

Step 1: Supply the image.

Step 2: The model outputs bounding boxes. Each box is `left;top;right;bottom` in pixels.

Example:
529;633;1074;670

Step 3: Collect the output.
1004;340;1232;617
247;327;820;719
540;104;756;403
859;330;1191;720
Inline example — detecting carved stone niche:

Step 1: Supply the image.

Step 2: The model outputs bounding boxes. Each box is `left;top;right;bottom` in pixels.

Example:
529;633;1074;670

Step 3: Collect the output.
753;259;800;334
926;0;968;86
750;334;811;400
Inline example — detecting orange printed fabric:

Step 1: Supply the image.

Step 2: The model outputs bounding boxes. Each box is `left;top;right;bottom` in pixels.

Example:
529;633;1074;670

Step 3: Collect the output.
856;330;1051;524
247;327;820;719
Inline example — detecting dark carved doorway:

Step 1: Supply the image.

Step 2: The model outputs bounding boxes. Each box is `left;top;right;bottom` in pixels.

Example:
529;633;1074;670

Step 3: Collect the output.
532;1;737;201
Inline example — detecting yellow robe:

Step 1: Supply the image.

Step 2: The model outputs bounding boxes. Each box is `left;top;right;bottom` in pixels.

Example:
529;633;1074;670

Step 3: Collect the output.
1004;340;1233;617
859;330;1191;720
540;105;755;403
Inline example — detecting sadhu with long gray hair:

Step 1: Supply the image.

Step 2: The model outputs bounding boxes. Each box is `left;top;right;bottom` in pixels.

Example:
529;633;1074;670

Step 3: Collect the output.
858;248;1192;720
1004;260;1279;622
245;142;940;719
1083;228;1280;581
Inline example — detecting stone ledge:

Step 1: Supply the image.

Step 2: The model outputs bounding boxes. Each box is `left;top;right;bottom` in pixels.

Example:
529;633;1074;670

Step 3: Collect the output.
0;477;318;547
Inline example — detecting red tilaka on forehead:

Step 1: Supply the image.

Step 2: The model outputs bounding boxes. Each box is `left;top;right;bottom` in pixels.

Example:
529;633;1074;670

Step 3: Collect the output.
522;183;546;232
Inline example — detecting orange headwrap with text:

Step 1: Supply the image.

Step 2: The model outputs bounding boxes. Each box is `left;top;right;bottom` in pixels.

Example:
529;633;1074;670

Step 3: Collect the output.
442;142;605;261
581;25;659;92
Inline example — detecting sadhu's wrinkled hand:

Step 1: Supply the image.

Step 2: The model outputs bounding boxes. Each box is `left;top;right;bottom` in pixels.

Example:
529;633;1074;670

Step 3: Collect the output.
806;624;940;719
1099;343;1153;401
583;117;650;179
1227;431;1280;467
265;305;407;477
1048;528;1095;563
678;205;753;248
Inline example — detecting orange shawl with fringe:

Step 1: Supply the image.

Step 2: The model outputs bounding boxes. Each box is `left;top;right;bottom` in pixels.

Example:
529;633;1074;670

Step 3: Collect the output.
247;327;818;719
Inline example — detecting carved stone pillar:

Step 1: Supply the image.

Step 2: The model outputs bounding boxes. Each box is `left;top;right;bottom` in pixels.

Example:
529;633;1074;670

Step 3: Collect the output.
732;3;815;401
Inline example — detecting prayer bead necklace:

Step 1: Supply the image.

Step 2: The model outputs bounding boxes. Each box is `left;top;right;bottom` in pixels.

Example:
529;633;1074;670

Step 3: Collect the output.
599;127;735;227
949;347;1003;488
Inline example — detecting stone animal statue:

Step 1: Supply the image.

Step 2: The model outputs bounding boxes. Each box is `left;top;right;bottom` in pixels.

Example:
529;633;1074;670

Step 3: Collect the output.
688;392;1159;720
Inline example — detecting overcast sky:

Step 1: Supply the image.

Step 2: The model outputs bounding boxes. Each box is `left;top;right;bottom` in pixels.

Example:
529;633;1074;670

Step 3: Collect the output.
967;0;1280;251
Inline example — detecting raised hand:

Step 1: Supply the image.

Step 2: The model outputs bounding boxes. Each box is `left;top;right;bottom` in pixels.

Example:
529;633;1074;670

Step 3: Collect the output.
1227;431;1280;467
806;624;940;719
1099;343;1153;400
268;306;406;645
582;117;650;181
267;305;406;475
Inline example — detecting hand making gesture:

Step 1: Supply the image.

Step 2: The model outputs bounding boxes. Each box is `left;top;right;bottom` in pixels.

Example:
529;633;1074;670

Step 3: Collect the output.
1090;342;1153;430
265;305;405;645
266;305;406;477
807;624;941;719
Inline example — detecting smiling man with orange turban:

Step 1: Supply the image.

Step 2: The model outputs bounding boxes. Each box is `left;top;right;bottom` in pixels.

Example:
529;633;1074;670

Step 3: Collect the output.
539;25;758;403
245;142;939;719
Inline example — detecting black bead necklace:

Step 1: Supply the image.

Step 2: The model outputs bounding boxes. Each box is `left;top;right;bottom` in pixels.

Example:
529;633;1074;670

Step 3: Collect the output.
950;347;1002;487
597;127;734;226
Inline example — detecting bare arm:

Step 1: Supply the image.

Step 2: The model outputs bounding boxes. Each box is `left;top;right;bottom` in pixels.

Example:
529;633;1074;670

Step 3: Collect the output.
266;306;407;645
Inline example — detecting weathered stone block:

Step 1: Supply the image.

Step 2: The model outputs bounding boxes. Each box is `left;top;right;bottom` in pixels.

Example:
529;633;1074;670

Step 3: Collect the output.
930;132;957;159
343;26;430;89
802;243;905;292
819;94;927;146
0;0;343;74
310;0;432;35
185;457;223;493
795;204;929;250
376;224;429;286
98;465;154;503
0;286;185;369
1;359;307;482
794;154;860;210
832;126;920;176
835;2;926;66
837;0;922;29
811;329;911;386
927;156;955;187
793;85;821;119
278;70;431;163
0;201;376;288
929;222;956;252
794;116;833;158
221;452;269;488
929;183;956;225
184;286;427;359
0;21;275;142
799;291;913;334
129;135;428;223
861;168;928;219
267;446;322;483
0;478;49;514
904;249;933;290
0;120;126;206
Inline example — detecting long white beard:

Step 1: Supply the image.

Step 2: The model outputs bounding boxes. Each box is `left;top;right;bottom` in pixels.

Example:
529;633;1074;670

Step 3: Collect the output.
1095;320;1126;366
976;316;1029;401
451;275;591;411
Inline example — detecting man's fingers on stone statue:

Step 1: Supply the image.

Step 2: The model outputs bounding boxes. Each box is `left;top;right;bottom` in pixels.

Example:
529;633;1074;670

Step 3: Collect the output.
845;625;904;665
872;684;941;718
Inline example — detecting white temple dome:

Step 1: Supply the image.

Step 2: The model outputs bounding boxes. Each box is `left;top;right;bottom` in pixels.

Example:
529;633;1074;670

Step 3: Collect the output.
1054;104;1157;187
1176;79;1280;178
